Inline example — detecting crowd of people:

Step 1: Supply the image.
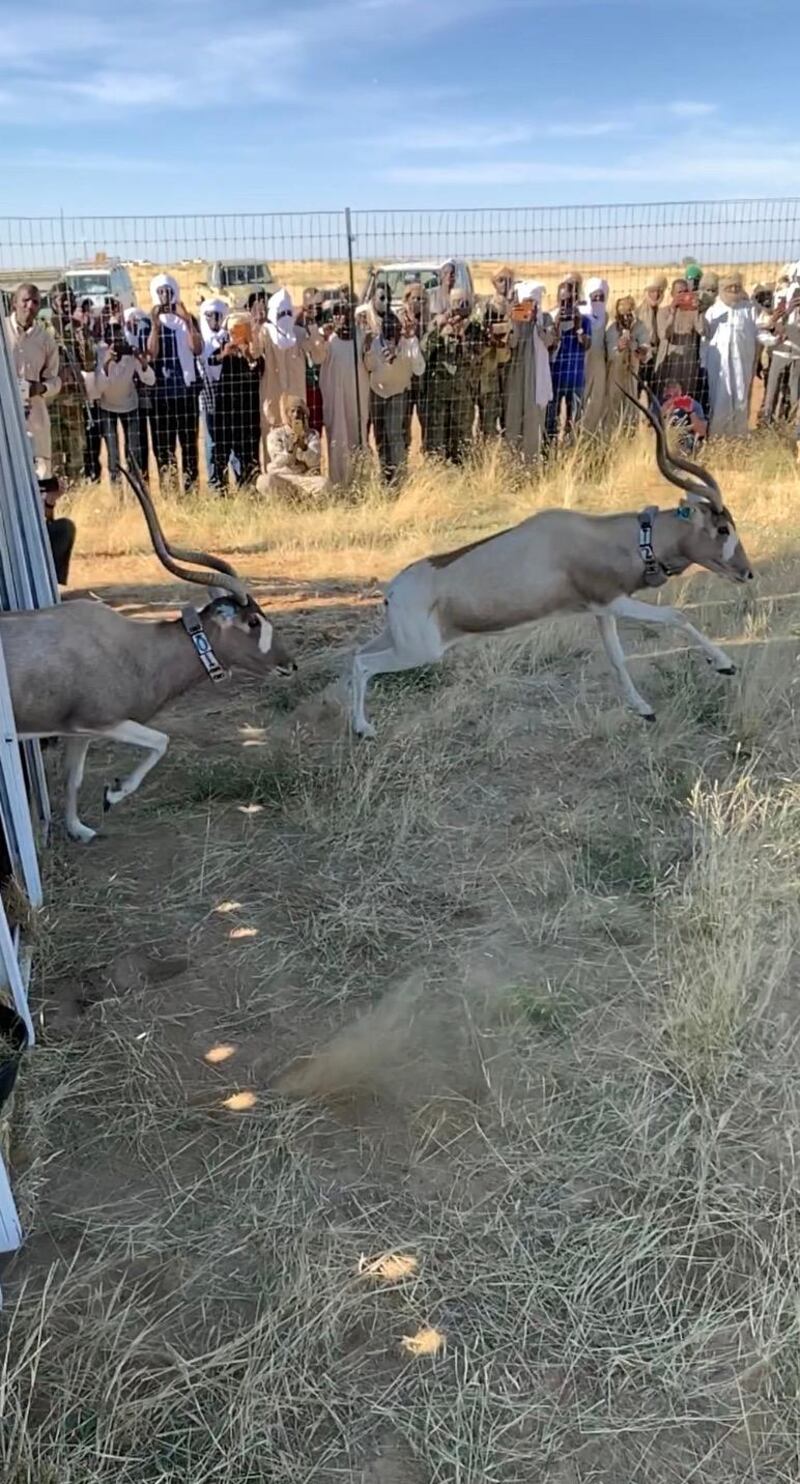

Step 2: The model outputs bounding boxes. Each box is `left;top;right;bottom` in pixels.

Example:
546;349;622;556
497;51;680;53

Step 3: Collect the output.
4;258;800;497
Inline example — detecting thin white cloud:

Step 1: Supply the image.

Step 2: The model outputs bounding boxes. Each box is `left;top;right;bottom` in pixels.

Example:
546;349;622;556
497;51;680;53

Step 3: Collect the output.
0;148;152;172
0;14;115;60
66;73;185;108
383;123;533;152
668;100;718;118
384;128;800;192
0;0;501;120
544;120;625;138
380;114;633;155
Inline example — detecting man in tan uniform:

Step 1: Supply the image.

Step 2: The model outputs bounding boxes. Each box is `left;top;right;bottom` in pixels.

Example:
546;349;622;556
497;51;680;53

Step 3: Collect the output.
4;283;61;475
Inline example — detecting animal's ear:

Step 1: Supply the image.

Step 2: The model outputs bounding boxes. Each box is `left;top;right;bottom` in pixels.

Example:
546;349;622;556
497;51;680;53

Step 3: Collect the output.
207;585;231;602
248;614;274;653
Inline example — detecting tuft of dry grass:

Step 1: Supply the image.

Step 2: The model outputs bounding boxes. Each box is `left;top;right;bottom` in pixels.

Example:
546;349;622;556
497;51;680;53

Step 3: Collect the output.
4;429;800;1481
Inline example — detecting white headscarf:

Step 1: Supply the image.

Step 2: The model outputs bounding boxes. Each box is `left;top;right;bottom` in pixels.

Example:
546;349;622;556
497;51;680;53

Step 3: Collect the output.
124;304;150;348
199;298;228;345
149;273;196;386
266;288;297;349
150;273;180;308
198;298;230;384
583;276;609;327
512;281;551;407
514;280;544;306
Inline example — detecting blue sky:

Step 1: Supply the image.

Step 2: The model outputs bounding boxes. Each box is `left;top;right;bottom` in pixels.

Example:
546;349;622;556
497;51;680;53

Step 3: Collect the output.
1;0;799;218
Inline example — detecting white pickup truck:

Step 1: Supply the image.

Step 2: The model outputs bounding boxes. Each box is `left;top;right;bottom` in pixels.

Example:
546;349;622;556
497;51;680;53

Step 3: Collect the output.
359;258;475;313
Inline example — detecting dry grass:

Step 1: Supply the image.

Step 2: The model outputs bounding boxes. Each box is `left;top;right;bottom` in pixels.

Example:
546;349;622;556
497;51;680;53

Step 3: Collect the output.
3;429;800;1482
128;258;783;310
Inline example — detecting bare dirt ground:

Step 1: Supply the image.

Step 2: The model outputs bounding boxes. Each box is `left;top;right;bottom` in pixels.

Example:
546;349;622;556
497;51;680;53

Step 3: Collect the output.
3;433;800;1482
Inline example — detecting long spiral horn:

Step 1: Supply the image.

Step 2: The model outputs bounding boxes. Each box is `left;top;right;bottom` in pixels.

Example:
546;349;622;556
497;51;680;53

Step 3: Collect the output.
621;389;722;509
121;464;248;603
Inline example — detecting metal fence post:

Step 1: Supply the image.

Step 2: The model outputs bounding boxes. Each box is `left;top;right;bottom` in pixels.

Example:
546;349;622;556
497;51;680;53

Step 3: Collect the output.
344;207;364;448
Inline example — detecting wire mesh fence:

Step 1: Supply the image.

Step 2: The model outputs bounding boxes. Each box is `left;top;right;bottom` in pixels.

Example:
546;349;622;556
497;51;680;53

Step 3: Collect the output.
1;198;798;491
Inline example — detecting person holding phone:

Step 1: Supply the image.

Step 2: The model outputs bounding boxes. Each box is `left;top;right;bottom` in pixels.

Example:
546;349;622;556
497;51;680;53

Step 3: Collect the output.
124;307;154;477
49;281;96;487
297;288;325;437
504;281;555;461
258;395;326;500
211;312;264;488
306;299;369;487
654;277;705;402
422;288;483;463
760;278;800;425
604;295;650;430
95;322;155;484
477;265;514;438
545;279;592;449
364;307;424;484
581;277;609;434
197;298;229;490
636;273;667;395
401;281;429;450
147;273;202;492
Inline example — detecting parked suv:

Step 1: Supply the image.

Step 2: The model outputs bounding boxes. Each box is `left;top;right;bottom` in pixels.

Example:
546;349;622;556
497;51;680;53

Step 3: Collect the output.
65;259;136;311
197;260;277;309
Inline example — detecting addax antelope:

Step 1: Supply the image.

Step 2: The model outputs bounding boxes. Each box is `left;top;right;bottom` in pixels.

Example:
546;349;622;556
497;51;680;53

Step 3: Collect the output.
1;467;295;842
351;393;753;738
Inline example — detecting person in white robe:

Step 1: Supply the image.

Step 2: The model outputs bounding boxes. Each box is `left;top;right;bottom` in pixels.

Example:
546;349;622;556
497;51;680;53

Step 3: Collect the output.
256;396;327;499
256;289;310;463
307;300;368;486
4;283;61;475
704;275;759;438
503;281;555;462
581;276;609;434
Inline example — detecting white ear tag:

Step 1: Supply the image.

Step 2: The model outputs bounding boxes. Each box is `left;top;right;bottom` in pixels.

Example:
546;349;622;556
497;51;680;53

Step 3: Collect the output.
257;617;273;654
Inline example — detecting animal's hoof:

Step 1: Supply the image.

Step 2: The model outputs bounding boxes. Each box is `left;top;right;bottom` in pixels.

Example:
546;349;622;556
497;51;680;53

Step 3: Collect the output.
67;824;97;844
103;780;122;812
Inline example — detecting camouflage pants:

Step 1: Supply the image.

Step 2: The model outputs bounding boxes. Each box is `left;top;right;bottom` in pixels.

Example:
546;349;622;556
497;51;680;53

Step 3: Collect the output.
423;381;476;463
477;364;508;438
50;395;87;484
